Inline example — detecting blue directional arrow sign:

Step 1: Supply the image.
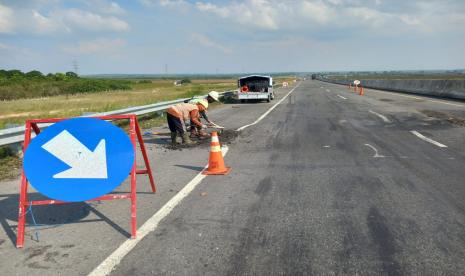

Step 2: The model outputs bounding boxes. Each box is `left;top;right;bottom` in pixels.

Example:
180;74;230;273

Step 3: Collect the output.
23;117;135;202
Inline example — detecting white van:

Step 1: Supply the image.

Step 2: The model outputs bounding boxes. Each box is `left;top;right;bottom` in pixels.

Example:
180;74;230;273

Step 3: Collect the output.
236;75;274;103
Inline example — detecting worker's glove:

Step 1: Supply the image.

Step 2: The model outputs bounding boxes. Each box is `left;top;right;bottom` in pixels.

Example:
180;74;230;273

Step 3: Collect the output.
202;124;208;129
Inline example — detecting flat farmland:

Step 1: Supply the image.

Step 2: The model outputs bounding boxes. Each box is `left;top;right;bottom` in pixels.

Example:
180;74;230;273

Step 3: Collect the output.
0;78;236;129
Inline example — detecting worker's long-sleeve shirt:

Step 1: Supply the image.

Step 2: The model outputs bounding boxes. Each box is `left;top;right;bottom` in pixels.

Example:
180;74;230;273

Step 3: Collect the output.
199;110;209;122
167;103;202;127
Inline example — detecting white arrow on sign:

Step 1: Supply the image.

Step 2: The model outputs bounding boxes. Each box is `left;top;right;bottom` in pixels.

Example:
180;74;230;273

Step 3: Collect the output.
41;130;108;179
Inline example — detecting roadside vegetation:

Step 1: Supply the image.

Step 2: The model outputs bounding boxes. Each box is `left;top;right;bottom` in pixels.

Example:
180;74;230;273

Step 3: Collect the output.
0;69;131;100
0;146;21;180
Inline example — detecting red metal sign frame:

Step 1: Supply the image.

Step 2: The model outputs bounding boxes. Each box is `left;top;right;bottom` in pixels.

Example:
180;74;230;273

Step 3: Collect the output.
16;114;156;248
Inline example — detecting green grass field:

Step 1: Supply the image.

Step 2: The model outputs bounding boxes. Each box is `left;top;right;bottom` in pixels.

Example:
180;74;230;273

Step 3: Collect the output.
0;78;236;129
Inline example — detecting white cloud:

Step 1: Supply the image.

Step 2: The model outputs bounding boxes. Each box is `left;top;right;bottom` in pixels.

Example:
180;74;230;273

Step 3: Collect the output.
32;10;70;34
0;3;129;35
196;0;279;30
189;33;232;54
83;0;126;15
27;8;129;34
26;9;129;34
60;9;129;32
345;7;390;27
0;4;15;33
159;0;187;6
300;1;336;25
140;0;188;7
61;38;126;54
195;2;230;17
193;0;465;35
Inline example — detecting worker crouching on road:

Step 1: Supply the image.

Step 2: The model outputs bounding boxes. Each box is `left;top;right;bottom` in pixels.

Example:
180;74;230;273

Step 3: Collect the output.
188;91;220;138
166;100;209;145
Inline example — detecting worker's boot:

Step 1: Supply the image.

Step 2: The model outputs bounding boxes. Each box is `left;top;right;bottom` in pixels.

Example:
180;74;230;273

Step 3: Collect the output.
198;129;210;140
190;127;198;139
170;132;179;145
181;133;195;145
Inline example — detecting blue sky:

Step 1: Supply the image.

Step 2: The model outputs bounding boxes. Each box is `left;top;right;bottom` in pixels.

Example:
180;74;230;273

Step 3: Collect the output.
0;0;464;74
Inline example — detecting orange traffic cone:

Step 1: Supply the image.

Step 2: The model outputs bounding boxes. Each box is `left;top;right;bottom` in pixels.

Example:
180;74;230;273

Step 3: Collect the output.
203;131;231;175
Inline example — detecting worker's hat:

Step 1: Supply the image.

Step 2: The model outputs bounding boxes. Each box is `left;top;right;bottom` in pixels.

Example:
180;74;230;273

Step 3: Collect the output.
197;100;209;109
208;91;219;102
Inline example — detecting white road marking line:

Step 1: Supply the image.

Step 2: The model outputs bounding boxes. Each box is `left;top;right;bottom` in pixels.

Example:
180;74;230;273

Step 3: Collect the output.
427;99;465;107
88;147;229;276
410;131;447;148
367;89;465;108
337;95;347;100
236;83;301;131
323;145;331;148
364;144;386;158
368;110;391;123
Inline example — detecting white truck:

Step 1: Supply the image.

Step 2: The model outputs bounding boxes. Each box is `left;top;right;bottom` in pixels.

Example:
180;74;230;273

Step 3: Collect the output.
235;75;274;103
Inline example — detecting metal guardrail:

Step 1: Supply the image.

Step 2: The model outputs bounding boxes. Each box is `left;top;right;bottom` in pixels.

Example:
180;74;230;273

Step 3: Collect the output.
0;90;236;147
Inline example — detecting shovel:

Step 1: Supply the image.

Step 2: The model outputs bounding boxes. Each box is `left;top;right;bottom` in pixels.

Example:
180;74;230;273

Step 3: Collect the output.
209;123;225;129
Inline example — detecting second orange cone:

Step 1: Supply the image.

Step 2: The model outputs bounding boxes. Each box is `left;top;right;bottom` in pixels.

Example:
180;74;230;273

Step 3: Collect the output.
203;131;231;175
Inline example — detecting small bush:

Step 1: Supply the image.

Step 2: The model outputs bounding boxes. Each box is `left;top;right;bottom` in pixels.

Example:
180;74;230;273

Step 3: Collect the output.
0;146;14;159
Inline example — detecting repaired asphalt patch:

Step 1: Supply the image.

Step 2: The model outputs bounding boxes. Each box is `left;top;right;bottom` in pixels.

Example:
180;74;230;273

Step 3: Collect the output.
163;129;239;151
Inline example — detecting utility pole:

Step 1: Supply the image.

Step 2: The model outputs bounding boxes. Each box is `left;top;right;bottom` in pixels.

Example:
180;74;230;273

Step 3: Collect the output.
72;60;79;76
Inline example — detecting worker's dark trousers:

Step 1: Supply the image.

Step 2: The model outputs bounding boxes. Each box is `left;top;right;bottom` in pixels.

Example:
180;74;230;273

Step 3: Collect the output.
167;113;185;134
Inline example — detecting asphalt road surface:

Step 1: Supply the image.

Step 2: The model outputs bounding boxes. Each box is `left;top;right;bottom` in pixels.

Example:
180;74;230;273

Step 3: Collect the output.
1;80;465;275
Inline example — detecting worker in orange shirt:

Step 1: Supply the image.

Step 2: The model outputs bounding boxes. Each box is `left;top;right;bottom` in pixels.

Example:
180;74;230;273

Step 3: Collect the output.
166;100;208;145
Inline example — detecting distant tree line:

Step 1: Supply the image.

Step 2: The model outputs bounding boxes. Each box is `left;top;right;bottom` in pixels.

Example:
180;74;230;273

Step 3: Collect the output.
0;69;79;81
0;69;132;100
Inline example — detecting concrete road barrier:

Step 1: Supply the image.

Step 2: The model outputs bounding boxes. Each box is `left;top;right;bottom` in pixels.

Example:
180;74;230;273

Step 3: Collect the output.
317;77;465;101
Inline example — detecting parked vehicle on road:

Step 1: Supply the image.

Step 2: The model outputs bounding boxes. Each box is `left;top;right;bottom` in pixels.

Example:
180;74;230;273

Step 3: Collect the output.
235;75;274;103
